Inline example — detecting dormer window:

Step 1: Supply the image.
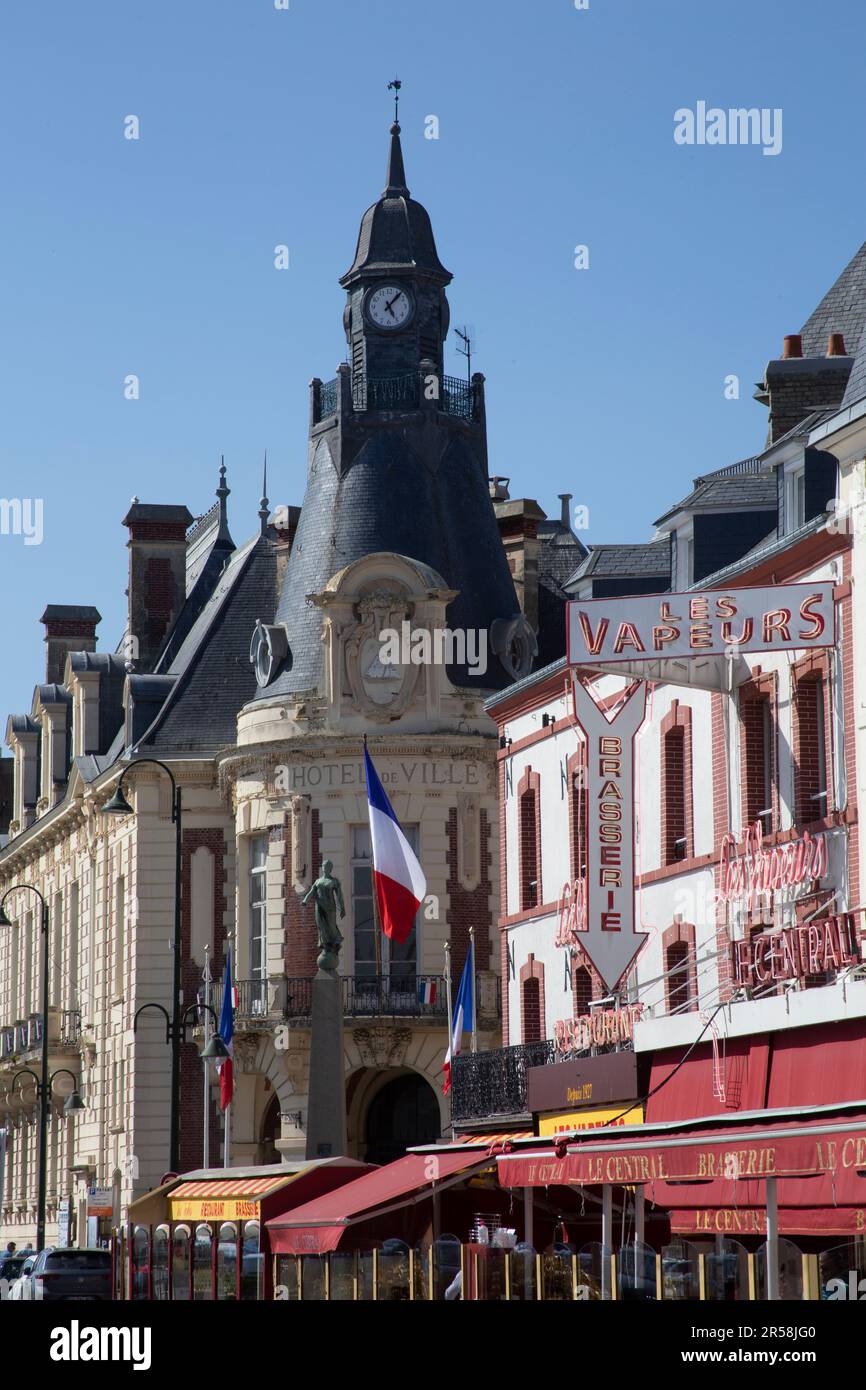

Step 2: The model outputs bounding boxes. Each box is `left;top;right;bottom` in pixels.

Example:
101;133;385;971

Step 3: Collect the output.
787;465;806;530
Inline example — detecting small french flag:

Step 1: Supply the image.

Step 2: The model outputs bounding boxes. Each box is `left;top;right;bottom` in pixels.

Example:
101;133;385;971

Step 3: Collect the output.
443;943;474;1095
417;979;437;1007
217;951;234;1112
364;746;426;945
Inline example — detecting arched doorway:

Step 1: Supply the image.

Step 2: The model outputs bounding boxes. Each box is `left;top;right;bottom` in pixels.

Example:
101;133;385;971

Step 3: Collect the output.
260;1094;280;1165
363;1072;441;1165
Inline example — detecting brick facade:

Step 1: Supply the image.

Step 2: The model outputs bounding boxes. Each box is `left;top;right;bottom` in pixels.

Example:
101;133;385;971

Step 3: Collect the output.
660;700;694;863
519;954;545;1044
517;766;542;911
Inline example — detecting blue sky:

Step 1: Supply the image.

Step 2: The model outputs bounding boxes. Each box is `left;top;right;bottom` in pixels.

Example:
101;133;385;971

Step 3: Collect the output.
0;0;863;720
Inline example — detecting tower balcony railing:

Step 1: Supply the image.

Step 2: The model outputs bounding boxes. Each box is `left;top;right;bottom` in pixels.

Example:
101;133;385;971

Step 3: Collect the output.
451;1040;556;1124
313;371;481;423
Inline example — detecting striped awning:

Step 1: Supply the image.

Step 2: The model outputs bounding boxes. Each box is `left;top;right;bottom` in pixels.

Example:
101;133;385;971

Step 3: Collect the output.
456;1131;533;1147
170;1176;293;1201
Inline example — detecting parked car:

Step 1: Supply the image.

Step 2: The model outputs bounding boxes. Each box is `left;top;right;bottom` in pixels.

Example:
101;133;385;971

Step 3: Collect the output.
7;1254;37;1300
28;1248;112;1301
0;1254;29;1299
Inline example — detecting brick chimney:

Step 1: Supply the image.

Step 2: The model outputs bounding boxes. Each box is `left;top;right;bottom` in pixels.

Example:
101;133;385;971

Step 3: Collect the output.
39;605;101;684
755;333;852;443
122;501;193;672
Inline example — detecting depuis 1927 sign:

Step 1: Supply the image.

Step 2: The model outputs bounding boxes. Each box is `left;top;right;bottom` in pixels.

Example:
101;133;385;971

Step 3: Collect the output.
567;582;835;665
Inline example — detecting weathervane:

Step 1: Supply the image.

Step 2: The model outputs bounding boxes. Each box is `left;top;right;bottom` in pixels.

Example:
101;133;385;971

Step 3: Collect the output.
387;76;401;125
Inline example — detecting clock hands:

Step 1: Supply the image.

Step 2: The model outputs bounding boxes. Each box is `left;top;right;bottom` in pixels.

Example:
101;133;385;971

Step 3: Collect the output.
385;290;403;317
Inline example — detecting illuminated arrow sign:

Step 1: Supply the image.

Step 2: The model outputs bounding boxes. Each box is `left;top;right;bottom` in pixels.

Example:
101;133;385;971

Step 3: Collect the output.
570;676;649;992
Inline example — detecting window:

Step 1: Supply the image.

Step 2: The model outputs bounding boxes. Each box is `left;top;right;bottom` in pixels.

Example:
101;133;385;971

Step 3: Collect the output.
665;941;693;1013
67;882;79;1011
573;965;592;1018
569;747;587;882
522;977;542;1043
518;769;541;910
663;727;687;862
740;686;775;832
114;874;125;997
249;836;268;985
794;675;828;825
351;825;418;978
789;467;807;529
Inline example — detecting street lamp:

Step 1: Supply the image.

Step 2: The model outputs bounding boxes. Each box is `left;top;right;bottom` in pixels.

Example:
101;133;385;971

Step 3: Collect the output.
11;1066;85;1117
102;758;183;1173
0;887;84;1251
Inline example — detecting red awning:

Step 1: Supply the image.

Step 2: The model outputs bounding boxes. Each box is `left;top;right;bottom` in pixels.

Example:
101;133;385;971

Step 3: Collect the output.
266;1151;493;1254
646;1037;770;1122
497;1112;866;1191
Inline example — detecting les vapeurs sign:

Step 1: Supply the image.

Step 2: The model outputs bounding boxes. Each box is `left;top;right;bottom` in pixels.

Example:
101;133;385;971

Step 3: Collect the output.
567;582;835;666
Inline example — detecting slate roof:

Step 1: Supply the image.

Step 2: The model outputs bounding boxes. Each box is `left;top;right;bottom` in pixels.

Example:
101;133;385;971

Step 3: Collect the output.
341;123;451;285
536;519;588;668
134;534;276;754
654;471;777;527
800;238;866;357
565;538;671;588
841;318;866;408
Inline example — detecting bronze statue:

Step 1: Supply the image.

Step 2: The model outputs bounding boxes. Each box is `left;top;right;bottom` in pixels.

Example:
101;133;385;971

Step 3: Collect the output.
302;859;346;970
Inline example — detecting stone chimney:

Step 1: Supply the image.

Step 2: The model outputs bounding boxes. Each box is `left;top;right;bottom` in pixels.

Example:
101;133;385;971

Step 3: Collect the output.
122;501;193;673
755;333;852;444
490;485;545;633
39;605;101;684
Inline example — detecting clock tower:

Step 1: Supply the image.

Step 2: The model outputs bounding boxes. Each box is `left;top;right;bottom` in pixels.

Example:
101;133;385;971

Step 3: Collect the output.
340;115;452;402
246;101;536;713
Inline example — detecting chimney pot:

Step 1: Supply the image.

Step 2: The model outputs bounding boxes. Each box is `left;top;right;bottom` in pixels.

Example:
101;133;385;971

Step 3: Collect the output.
558;493;573;529
782;334;803;359
827;333;846;357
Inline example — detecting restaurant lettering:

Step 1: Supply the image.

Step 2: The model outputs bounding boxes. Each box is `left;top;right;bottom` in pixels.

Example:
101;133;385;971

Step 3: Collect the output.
553;1004;644;1057
719;820;829;912
567;582;835;666
731;913;858;987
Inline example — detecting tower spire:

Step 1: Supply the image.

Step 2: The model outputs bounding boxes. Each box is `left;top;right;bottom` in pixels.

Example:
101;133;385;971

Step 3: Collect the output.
259;451;269;536
384;76;408;196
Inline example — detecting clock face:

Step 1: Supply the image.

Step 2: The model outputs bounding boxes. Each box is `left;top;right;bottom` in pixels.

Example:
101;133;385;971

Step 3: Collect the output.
366;284;413;329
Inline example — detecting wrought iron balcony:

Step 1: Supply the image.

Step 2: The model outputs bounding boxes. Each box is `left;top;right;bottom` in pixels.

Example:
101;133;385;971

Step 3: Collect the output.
314;372;480;423
451;1040;555;1124
342;974;447;1019
213;973;447;1024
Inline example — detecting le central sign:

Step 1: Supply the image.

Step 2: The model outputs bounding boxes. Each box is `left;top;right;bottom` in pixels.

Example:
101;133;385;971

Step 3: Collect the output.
731;912;859;987
567;582;835;666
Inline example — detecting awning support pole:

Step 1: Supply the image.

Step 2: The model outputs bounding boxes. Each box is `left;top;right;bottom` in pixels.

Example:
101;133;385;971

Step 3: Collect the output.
601;1183;613;1301
765;1175;779;1301
634;1186;645;1245
523;1186;534;1248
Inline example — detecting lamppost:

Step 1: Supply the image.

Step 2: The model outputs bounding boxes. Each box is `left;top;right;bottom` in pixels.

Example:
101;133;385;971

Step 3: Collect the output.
0;887;84;1251
102;758;184;1173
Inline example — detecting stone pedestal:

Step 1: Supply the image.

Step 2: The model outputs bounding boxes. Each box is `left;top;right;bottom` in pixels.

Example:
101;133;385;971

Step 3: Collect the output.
305;969;347;1160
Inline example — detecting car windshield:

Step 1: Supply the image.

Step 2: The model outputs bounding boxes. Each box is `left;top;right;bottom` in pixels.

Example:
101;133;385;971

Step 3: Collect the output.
44;1251;111;1270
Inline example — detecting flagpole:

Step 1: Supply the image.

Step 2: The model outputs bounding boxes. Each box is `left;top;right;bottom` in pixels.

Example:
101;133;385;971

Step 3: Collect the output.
444;941;454;1138
469;927;478;1055
202;945;212;1169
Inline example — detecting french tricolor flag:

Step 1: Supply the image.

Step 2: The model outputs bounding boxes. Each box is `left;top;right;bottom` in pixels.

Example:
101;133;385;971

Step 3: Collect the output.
443;942;474;1095
364;745;426;945
217;951;234;1111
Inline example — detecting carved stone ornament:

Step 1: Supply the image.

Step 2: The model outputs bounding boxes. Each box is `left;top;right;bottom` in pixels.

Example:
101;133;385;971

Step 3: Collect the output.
490;613;539;681
344;585;423;720
352;1025;412;1069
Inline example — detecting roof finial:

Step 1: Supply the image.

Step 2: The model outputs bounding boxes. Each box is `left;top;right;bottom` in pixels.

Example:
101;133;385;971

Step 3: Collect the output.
384;78;409;197
259;451;269;536
214;455;234;545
